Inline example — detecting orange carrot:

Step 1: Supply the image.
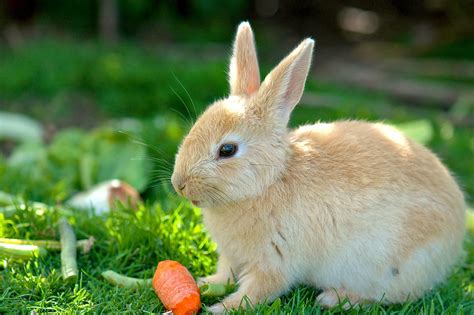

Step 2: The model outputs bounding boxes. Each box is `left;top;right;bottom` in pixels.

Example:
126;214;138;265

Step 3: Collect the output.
152;260;201;315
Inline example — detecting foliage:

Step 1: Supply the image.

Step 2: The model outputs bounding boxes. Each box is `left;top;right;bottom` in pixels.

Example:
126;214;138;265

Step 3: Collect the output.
35;0;248;41
0;41;227;118
0;123;171;203
421;38;474;60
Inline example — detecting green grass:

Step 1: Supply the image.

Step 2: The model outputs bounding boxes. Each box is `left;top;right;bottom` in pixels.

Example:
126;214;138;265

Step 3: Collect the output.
1;200;473;313
1;40;473;313
0;200;214;313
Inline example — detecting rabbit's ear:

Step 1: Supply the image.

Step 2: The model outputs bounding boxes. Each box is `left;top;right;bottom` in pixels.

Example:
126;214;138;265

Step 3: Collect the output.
256;38;314;124
229;22;261;96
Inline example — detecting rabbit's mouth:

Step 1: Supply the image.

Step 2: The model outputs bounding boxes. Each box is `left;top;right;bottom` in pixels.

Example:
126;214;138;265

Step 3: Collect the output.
191;200;200;206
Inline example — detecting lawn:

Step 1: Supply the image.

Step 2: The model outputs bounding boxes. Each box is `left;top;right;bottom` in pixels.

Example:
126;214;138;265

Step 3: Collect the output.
0;41;473;313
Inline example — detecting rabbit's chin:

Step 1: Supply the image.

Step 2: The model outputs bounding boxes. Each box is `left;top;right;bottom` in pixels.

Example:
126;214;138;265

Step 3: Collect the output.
192;199;233;210
188;193;249;210
184;196;221;209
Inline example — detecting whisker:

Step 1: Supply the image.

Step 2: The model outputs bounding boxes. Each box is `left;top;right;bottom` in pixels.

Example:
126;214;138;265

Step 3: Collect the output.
205;183;241;210
148;168;172;174
132;156;174;167
147;181;173;190
193;175;232;186
148;179;171;185
117;130;169;156
208;190;227;206
147;174;172;184
170;85;194;127
249;163;280;168
148;174;172;181
170;107;193;131
131;156;173;166
189;159;216;175
172;72;198;119
148;169;172;176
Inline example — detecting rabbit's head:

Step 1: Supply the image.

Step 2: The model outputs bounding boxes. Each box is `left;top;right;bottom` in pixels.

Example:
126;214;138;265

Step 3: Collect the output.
172;22;314;208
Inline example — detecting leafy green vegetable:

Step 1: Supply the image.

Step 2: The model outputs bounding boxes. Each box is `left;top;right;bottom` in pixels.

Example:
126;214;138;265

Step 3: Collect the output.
0;124;154;202
83;128;150;192
0;111;43;143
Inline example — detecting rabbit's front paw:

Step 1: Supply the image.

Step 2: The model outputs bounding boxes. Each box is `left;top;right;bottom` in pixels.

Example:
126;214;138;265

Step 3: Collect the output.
206;302;227;314
316;289;360;310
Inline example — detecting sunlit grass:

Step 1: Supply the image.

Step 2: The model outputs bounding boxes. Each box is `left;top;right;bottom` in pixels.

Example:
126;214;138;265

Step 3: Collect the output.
0;200;215;312
0;199;473;313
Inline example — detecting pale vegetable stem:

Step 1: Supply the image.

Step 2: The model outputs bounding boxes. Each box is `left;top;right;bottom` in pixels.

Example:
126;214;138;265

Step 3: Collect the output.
0;243;47;260
101;270;152;289
199;283;235;297
0;237;95;254
0;238;62;249
59;218;79;282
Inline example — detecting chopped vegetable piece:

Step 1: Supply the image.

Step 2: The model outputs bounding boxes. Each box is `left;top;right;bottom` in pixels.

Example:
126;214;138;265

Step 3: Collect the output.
101;270;152;289
0;191;49;211
78;236;96;254
0;242;47;261
67;179;141;214
0;237;95;254
0;111;43;142
0;238;60;248
152;260;201;315
200;282;236;298
58;218;78;283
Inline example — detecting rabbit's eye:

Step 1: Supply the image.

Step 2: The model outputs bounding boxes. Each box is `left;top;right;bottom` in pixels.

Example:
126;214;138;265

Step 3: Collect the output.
218;143;238;158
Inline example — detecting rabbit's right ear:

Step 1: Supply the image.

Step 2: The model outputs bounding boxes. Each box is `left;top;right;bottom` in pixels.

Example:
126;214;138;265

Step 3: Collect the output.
229;22;260;96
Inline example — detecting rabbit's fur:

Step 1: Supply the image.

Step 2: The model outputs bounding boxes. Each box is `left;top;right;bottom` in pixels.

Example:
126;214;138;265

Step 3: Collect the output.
171;22;466;312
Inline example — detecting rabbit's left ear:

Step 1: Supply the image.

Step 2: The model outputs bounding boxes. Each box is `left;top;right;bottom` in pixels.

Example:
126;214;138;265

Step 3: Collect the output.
229;22;260;96
256;38;314;125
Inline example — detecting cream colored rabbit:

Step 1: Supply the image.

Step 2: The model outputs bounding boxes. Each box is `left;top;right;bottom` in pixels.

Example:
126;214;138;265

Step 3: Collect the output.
171;22;466;313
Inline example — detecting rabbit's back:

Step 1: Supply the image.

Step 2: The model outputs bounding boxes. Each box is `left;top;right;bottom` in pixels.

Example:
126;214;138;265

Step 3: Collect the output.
284;120;465;302
289;120;463;209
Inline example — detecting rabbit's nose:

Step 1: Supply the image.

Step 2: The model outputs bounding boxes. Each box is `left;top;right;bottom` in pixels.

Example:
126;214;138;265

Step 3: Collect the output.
171;174;187;194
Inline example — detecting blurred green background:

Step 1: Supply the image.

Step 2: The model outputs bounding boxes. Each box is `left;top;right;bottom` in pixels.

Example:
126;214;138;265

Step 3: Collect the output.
0;1;473;313
0;0;472;203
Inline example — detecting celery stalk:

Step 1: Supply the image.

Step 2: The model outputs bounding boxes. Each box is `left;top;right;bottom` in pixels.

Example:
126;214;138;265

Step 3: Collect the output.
0;242;47;260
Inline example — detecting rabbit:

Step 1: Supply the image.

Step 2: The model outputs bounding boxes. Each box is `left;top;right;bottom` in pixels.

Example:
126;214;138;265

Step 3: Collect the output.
171;22;466;313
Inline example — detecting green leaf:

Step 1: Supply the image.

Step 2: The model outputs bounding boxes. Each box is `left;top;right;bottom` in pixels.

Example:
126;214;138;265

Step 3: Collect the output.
394;119;433;145
84;128;150;192
0;111;43;143
467;208;474;235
